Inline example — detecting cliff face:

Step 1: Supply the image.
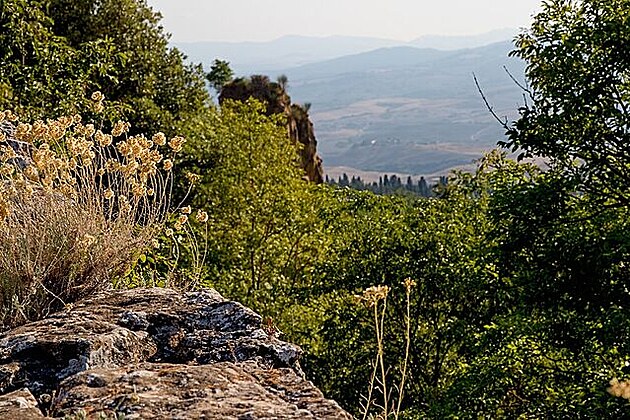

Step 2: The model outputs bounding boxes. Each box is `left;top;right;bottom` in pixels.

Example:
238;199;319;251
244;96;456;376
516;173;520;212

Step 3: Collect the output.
0;288;351;419
219;76;324;183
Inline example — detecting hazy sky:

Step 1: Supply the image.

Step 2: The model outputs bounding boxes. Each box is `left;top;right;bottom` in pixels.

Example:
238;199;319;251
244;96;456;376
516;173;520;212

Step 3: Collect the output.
146;0;542;42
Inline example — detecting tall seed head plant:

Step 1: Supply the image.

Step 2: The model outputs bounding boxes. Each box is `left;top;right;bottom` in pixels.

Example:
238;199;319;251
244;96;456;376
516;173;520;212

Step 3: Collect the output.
357;279;416;420
0;93;184;329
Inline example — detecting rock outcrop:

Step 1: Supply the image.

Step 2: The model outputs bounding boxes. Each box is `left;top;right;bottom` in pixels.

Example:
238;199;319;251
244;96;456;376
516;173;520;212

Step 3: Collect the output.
220;75;324;184
0;120;33;169
0;288;351;419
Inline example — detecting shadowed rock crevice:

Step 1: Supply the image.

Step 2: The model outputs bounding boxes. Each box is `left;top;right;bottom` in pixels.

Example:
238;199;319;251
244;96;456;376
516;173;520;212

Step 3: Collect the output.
0;288;350;419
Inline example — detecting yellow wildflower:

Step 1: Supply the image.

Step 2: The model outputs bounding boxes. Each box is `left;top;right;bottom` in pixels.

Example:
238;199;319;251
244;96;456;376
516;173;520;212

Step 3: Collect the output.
111;121;130;137
138;135;151;149
117;141;131;157
1;146;17;161
152;132;166;146
31;121;48;140
131;143;142;157
608;378;630;399
132;183;146;197
4;110;17;122
15;123;31;142
186;172;200;183
84;124;96;137
357;285;390;307
58;116;73;128
95;130;113;147
168;136;186;152
403;278;417;292
196;210;208;223
91;91;104;102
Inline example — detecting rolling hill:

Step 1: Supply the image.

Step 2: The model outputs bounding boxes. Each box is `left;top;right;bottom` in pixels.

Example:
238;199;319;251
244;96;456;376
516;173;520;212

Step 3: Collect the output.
176;35;526;178
280;41;526;176
175;35;403;74
175;29;518;74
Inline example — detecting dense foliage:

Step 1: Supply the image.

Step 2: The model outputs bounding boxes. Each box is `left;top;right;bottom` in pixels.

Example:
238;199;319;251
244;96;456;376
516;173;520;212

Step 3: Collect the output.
0;0;209;135
326;172;441;196
506;0;630;206
4;0;630;418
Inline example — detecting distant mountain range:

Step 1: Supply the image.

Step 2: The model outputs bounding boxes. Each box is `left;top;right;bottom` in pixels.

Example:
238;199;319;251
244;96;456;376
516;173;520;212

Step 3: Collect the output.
409;28;517;50
176;35;402;74
175;28;518;74
175;31;527;178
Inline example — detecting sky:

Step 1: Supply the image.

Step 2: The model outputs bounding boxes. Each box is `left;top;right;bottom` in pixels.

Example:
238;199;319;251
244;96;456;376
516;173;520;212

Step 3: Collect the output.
146;0;543;43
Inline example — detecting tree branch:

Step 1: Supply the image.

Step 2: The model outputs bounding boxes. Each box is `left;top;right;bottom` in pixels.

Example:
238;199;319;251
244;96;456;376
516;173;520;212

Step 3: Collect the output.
473;73;510;130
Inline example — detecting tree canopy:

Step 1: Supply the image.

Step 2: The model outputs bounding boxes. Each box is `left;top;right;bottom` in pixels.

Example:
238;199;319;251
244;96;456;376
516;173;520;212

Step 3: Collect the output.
505;0;630;205
206;59;234;93
0;0;209;135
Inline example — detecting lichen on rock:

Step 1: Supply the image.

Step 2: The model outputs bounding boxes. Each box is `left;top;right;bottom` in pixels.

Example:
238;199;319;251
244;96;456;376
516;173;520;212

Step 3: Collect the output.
0;288;350;419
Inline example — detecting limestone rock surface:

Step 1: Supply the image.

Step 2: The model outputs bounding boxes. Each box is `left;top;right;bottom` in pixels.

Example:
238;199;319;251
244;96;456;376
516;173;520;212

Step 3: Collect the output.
0;288;351;419
0;388;45;419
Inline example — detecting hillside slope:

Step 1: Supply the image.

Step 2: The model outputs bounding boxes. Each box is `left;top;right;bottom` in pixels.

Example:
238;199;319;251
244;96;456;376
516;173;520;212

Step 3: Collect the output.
281;41;525;175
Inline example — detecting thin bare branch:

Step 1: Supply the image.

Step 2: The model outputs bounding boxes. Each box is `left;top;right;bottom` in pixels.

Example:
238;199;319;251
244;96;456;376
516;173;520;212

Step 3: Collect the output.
473;73;510;130
503;65;533;97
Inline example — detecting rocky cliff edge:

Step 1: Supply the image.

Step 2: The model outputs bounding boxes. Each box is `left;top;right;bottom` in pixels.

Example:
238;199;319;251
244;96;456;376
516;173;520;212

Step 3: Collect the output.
0;287;351;419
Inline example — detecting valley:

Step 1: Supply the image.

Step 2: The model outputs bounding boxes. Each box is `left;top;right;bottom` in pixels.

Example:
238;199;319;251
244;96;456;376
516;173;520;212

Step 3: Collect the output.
178;36;527;178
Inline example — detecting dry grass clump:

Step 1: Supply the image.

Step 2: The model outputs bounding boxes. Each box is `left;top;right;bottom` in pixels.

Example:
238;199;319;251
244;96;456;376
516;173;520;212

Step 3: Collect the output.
0;96;182;328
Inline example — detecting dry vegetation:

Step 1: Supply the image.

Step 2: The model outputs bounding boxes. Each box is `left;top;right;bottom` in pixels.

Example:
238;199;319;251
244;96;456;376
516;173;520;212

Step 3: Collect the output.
0;93;185;329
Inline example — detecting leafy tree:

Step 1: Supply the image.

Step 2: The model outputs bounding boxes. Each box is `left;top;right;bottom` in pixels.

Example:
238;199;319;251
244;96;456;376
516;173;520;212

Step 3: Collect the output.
505;0;630;206
488;7;630;413
276;74;288;90
442;152;630;418
179;99;329;315
0;0;118;117
206;59;234;92
0;0;209;135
